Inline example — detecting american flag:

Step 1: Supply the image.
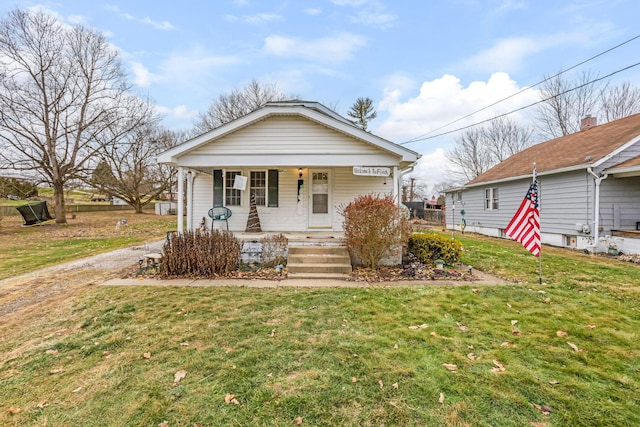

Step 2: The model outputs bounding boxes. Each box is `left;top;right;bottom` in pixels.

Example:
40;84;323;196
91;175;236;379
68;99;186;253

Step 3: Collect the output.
505;177;540;257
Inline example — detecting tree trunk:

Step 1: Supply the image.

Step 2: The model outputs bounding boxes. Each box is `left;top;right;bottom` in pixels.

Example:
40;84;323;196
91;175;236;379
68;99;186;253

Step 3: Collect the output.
53;182;67;224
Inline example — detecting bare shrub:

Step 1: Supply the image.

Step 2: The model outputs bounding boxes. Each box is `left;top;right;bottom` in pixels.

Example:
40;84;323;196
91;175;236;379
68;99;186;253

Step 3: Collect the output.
161;230;241;277
260;233;288;267
339;194;411;269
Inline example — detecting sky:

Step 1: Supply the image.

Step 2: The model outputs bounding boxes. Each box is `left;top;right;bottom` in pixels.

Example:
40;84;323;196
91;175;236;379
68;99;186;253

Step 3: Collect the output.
1;0;639;195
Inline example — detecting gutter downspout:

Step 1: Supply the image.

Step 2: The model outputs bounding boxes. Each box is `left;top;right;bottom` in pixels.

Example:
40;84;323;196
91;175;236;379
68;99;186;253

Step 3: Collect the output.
397;164;415;206
586;167;609;249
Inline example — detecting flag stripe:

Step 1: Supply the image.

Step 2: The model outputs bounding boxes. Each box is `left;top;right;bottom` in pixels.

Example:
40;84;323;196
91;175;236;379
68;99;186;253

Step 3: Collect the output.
505;177;540;257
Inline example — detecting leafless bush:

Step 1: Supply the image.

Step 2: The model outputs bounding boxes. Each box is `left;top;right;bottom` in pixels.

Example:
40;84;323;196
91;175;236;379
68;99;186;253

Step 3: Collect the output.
260;233;288;267
161;230;241;277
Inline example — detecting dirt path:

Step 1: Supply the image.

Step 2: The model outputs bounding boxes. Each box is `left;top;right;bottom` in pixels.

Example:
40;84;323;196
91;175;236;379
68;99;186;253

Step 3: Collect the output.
0;241;164;318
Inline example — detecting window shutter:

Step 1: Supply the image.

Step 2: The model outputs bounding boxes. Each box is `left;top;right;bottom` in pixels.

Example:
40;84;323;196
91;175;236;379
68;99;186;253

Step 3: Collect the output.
268;169;279;207
213;169;223;207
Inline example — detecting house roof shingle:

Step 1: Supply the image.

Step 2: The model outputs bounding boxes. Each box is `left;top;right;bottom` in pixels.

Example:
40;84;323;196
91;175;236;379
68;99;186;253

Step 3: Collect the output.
467;113;640;185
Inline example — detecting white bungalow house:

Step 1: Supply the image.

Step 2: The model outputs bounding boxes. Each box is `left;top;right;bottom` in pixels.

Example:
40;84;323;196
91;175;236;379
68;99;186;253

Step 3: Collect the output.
157;101;421;235
444;114;640;255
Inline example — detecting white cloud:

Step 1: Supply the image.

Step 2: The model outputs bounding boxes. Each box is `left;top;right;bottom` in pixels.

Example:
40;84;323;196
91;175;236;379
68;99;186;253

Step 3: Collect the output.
105;4;175;30
66;14;86;25
155;104;198;120
304;8;322;16
263;32;366;63
375;72;540;186
131;62;159;87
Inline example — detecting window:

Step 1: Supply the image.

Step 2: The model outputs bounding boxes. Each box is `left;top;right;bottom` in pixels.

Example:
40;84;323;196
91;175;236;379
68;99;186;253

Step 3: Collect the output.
250;171;266;206
452;191;462;203
225;171;241;206
485;187;499;210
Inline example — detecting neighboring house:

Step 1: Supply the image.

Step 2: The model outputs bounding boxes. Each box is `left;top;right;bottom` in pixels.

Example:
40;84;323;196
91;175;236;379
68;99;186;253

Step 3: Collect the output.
157;101;421;234
444;114;640;255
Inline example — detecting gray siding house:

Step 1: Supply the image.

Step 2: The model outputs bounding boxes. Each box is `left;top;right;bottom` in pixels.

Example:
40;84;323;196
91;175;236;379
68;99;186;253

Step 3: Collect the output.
445;114;640;255
157;101;421;234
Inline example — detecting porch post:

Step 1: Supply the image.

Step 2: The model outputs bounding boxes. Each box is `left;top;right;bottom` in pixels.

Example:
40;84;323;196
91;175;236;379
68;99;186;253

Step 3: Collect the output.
186;171;196;231
177;167;184;233
393;166;400;204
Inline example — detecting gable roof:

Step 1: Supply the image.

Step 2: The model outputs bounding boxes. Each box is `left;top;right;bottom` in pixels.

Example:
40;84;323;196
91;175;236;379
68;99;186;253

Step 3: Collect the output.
467;113;640;186
158;101;420;166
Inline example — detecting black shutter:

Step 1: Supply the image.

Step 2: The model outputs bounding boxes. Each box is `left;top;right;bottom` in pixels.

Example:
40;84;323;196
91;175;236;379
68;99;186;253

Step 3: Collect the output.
213;169;223;207
268;169;278;207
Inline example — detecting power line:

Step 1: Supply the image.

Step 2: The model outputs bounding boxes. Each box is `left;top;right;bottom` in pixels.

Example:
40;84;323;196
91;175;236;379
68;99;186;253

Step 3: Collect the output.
401;61;640;143
402;33;640;145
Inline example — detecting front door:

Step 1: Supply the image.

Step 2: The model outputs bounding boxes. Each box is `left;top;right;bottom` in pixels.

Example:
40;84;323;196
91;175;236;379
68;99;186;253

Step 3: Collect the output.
308;169;332;228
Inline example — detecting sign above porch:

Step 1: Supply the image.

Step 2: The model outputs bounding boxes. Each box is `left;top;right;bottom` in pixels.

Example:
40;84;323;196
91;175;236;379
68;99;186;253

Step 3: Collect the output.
353;166;391;177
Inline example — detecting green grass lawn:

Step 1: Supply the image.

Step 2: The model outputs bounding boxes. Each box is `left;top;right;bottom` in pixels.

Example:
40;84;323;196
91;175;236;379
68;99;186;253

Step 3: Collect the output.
1;231;639;426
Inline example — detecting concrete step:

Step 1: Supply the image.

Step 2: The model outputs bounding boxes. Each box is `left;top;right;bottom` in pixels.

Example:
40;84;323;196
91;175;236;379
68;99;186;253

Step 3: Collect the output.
288;245;349;255
288;253;351;264
287;244;352;277
287;263;352;274
287;272;351;280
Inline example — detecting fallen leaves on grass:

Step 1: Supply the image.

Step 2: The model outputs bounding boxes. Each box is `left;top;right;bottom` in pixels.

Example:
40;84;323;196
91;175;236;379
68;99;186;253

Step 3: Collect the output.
512;329;521;336
456;322;468;331
7;406;22;415
378;380;384;388
567;342;580;352
173;370;187;385
392;382;399;389
143;352;151;359
556;330;568;337
225;393;240;405
408;323;429;330
491;360;506;373
442;363;458;372
294;416;303;425
49;367;65;374
548;380;559;385
501;341;514;347
586;324;597;329
438;393;445;404
511;320;518;326
467;353;477;360
533;403;553;415
37;400;49;408
351;377;357;383
45;349;58;355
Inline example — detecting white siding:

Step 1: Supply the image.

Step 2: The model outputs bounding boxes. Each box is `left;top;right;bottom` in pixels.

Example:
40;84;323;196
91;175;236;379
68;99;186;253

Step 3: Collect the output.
191;116;382;155
190;166;394;232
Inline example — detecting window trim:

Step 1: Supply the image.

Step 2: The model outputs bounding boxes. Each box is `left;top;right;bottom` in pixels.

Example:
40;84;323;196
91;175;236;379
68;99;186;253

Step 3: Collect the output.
484;187;499;210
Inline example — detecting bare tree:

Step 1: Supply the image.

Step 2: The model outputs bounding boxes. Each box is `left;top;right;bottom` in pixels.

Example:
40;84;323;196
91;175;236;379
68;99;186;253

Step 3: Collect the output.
0;8;152;223
90;126;180;213
446;128;494;182
535;70;601;139
446;117;534;182
347;97;377;131
483;116;534;162
193;79;288;134
599;81;640;122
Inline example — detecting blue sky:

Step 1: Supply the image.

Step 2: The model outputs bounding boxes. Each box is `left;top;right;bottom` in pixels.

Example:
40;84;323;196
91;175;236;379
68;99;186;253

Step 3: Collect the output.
1;0;639;192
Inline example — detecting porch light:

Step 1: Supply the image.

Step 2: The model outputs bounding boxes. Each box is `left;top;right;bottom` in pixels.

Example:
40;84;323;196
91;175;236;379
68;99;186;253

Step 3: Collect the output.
298;168;303;178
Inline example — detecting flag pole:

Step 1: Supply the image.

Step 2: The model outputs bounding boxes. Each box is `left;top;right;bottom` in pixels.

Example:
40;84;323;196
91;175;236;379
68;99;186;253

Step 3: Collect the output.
534;163;542;284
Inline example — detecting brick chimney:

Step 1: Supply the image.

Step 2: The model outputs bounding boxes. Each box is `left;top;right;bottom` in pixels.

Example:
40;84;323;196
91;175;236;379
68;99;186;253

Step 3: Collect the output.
580;115;597;131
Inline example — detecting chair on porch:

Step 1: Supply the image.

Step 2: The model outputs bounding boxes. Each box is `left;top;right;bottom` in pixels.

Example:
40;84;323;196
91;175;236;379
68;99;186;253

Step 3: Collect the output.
208;206;232;231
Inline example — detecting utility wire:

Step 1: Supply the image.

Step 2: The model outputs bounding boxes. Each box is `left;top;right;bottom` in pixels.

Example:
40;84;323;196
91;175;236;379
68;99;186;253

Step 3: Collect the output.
401;61;640;143
402;33;640;145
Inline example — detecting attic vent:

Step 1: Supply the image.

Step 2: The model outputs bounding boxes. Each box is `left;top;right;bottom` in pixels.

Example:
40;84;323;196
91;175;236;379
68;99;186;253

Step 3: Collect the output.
580;115;597;131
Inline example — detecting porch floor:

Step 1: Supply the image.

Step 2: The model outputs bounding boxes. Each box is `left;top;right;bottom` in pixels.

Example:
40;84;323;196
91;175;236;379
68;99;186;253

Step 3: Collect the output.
612;229;640;238
218;230;345;244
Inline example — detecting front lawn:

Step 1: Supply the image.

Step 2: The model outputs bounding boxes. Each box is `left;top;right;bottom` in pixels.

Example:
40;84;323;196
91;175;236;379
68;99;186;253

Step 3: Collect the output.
1;232;638;426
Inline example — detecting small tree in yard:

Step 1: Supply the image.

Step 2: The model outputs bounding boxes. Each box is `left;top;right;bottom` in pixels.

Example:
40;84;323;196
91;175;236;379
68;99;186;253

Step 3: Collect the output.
340;194;411;269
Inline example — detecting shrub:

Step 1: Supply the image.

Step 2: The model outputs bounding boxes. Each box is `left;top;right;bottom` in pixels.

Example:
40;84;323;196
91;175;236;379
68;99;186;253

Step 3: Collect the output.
161;230;241;277
339;194;411;269
407;233;463;265
260;233;288;267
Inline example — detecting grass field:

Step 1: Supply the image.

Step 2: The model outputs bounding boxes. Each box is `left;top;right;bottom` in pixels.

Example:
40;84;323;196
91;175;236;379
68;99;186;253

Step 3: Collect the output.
1;223;639;426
